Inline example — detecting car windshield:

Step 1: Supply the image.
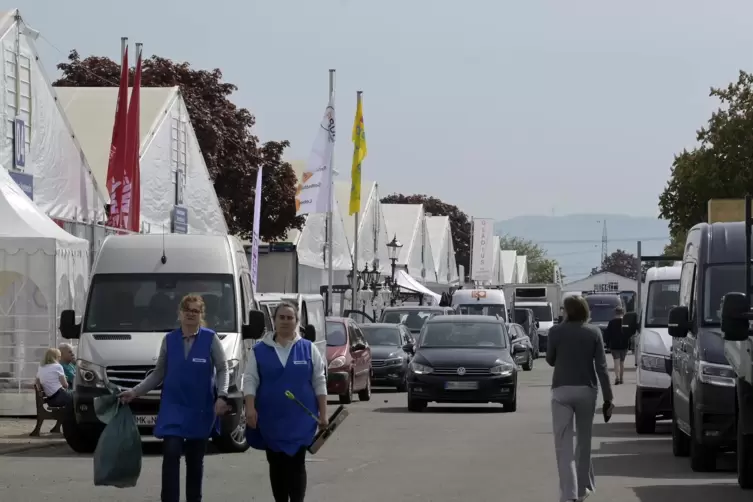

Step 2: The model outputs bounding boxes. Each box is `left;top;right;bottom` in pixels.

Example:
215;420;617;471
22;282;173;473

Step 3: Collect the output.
381;310;436;331
521;305;552;322
456;304;507;320
420;322;507;348
83;273;236;333
704;264;752;323
586;299;620;323
645;280;680;328
326;321;348;346
361;327;401;346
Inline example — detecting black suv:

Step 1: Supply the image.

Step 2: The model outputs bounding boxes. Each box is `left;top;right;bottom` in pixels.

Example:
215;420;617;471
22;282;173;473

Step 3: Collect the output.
665;222;738;472
513;307;540;358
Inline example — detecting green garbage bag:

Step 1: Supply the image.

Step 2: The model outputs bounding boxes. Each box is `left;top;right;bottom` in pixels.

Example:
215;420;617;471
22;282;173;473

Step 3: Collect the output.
93;385;142;487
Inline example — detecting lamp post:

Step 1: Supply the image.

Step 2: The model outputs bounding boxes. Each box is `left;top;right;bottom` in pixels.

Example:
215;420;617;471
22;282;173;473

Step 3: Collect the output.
386;235;403;306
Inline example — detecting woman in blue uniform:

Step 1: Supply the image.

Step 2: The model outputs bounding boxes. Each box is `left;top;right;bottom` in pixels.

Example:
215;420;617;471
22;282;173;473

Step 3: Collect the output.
120;294;230;502
244;301;328;502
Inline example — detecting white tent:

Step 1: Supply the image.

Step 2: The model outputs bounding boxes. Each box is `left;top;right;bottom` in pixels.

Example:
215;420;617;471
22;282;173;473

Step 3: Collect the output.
381;204;436;283
0;11;106;223
425;215;459;285
54;86;228;236
334;179;390;275
500;250;518;284
395;270;441;304
516;255;529;283
0;167;89;416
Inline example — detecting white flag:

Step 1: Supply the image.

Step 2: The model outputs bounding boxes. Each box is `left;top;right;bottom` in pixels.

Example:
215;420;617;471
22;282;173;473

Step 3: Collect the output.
471;218;496;282
296;97;335;215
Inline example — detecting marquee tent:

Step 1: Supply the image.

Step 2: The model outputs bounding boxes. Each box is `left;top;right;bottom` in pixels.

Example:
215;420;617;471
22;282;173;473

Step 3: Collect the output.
425;215;459;286
381;204;436;284
0;167;89;416
516;255;529;283
500;250;518;284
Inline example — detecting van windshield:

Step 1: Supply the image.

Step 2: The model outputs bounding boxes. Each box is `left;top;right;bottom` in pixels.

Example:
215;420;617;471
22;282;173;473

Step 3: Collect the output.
456;304;507;320
585;297;620;322
645;280;679;328
84;274;237;333
704;264;752;324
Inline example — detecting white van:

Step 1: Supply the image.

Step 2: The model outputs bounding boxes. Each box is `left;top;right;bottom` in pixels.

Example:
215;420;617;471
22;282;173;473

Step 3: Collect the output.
256;293;327;358
59;234;266;454
451;289;508;322
634;265;681;434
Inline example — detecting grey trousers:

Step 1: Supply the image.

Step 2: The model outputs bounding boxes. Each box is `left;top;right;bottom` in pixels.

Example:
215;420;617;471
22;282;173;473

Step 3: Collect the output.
551;386;597;502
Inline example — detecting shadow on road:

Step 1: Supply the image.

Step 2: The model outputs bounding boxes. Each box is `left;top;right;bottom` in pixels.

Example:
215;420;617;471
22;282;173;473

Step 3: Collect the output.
373;405;505;414
611;405;634;415
1;439;231;458
633;483;747;502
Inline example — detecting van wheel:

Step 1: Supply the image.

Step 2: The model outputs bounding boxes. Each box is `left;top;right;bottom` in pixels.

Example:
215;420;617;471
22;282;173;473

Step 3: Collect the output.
672;409;689;457
690;410;716;472
738;412;753;489
63;411;101;454
339;377;354;405
213;405;250;453
635;392;656;434
358;378;371;402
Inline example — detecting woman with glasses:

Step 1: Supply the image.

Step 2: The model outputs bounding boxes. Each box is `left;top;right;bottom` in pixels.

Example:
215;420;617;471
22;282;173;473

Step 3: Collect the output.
244;300;328;502
119;294;230;502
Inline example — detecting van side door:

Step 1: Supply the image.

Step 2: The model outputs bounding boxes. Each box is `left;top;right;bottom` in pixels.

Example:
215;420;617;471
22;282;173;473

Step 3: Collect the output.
673;260;697;426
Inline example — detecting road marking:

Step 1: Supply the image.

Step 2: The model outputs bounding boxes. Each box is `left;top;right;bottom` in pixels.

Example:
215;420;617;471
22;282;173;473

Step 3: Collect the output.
346;459;380;473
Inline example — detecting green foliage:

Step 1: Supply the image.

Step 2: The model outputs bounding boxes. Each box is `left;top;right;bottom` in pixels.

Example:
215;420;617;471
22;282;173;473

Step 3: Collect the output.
498;236;561;283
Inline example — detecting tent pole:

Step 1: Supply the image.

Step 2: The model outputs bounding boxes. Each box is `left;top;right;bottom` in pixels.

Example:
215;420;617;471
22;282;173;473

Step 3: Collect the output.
326;69;335;315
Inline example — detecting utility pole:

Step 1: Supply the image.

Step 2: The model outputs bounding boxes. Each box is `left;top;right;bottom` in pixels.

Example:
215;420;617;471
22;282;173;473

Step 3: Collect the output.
601;220;608;265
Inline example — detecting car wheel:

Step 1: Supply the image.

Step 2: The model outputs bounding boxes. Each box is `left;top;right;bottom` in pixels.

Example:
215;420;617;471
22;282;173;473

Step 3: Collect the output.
635;392;656;434
738;404;753;489
522;351;533;371
396;375;408;392
62;411;101;454
339;376;354;405
213;404;250;453
407;394;427;412
358;378;372;402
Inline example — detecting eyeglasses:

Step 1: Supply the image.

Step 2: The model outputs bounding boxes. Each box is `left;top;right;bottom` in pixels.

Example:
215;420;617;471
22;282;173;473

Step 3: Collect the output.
182;308;202;315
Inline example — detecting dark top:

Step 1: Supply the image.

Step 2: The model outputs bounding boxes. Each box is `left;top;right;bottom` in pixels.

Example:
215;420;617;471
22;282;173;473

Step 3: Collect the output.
546;321;613;402
605;317;629;350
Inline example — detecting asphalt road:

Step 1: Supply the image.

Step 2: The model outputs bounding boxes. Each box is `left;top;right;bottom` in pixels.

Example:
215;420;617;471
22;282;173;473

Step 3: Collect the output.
0;361;748;501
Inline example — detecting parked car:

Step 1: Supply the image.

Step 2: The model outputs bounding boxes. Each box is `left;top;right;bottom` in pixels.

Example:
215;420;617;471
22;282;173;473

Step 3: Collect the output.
507;323;534;371
377;306;456;336
325;317;373;404
359;323;414;392
406;315;519;412
513;307;540;357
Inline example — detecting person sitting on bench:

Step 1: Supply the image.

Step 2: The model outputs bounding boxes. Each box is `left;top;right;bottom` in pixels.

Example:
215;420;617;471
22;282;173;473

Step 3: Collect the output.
35;348;72;408
58;343;76;387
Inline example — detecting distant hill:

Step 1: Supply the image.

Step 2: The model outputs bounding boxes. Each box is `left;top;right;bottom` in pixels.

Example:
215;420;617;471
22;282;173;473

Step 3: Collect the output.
494;214;670;282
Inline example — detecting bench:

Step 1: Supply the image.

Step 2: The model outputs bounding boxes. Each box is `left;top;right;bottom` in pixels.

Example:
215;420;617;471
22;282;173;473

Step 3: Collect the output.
30;383;67;437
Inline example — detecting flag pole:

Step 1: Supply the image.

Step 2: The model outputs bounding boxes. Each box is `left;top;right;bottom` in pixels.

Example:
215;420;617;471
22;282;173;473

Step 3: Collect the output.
326;69;336;315
351;90;362;309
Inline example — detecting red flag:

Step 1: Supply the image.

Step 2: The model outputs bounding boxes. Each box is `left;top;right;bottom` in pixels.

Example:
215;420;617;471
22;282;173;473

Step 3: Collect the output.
105;45;129;229
123;46;142;232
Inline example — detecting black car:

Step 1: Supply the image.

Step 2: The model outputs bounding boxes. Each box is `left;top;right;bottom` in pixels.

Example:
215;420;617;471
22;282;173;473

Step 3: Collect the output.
378;306;456;336
507;323;534;371
360;323;414;392
513;308;540;358
406;315;520;412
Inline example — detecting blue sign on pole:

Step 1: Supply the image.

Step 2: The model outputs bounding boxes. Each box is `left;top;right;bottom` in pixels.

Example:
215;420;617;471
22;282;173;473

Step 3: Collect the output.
172;206;188;234
9;171;33;200
14;118;25;168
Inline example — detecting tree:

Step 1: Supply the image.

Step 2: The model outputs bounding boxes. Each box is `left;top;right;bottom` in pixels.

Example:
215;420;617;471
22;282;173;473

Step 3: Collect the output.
380;194;471;273
659;71;753;240
498;236;562;284
591;249;642;280
53;50;303;241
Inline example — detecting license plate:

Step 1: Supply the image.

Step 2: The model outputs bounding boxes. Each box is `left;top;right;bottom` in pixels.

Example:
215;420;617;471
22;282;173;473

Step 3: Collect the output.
134;415;158;426
444;381;478;390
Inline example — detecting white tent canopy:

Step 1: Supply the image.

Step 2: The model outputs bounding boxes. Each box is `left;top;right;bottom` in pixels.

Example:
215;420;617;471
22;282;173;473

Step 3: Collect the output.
381;204;436;283
425;215;459;285
395;270;440;304
0;167;89;415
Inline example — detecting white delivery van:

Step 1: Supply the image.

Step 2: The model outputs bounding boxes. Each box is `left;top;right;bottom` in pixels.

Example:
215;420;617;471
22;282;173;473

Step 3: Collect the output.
58;234;266;454
256;293;327;358
451;289;508;322
634;265;681;434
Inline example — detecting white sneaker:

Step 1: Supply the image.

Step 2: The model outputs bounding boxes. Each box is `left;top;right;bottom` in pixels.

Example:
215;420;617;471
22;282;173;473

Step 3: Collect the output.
577;489;593;501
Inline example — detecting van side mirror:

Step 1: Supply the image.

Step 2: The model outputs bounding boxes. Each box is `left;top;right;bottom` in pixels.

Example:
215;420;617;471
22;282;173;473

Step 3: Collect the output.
622;312;638;336
59;310;80;339
242;310;266;340
303;324;316;342
722;292;751;342
668;306;690;338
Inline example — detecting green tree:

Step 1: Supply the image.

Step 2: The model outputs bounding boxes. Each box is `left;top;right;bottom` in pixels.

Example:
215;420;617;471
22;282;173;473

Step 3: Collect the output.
498;236;561;283
53;50;303;241
659;70;753;238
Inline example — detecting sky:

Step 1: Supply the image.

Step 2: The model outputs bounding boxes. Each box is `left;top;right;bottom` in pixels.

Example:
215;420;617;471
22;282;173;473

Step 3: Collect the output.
15;0;753;220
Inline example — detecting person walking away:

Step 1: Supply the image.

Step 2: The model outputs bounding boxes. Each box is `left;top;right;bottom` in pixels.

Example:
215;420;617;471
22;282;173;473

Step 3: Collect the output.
244;301;328;502
119;294;230;502
36;348;72;408
605;306;627;384
546;296;614;502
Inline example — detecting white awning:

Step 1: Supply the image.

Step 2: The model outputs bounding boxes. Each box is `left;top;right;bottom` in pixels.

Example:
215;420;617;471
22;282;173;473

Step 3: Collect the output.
396;269;441;303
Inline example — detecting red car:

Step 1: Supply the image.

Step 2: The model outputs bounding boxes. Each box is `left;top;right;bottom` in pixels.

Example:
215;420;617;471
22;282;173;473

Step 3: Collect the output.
325;317;372;404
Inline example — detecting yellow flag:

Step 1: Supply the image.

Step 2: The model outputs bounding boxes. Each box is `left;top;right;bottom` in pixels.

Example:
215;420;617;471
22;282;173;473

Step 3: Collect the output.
349;93;367;215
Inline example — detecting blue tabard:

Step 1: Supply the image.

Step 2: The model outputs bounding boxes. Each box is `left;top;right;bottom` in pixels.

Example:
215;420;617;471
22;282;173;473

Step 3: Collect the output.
154;327;219;440
251;338;318;456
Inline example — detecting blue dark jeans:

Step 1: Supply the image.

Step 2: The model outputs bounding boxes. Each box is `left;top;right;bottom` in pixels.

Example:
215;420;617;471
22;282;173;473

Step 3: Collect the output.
161;436;207;502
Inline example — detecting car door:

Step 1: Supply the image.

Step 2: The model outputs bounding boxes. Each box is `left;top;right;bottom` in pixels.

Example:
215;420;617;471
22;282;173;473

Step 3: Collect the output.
348;321;370;389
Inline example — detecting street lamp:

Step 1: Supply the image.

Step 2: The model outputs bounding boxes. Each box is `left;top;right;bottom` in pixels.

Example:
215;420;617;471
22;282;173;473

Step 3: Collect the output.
386;235;403;306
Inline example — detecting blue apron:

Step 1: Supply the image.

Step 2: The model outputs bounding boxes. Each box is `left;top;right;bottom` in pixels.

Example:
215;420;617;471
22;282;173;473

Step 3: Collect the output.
247;338;318;455
154;327;219;440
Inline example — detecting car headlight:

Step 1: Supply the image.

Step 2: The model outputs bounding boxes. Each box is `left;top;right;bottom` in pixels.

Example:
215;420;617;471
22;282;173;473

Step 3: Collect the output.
640;354;667;373
76;360;106;389
697;361;736;387
328;356;346;369
490;361;514;377
385;357;403;366
410;362;433;374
